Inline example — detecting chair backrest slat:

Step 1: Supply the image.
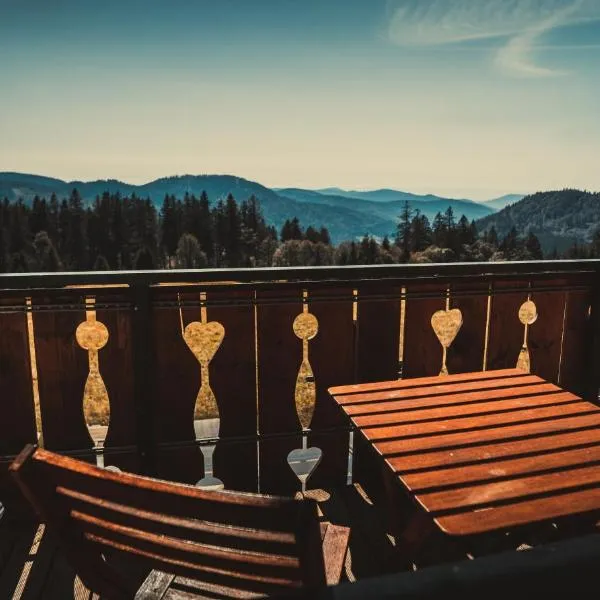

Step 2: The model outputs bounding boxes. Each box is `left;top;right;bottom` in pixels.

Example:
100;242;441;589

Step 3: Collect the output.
10;445;326;597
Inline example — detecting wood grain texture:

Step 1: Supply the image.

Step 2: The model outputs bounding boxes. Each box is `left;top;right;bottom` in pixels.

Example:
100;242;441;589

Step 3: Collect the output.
528;281;566;383
402;283;446;379
336;374;544;406
152;291;203;485
360;401;591;442
560;288;593;399
0;302;36;519
486;281;529;371
331;369;600;540
96;295;138;474
435;487;600;536
205;289;258;492
446;282;489;375
388;427;600;473
330;368;524;397
32;295;93;454
356;285;401;383
351;391;576;428
342;381;556;415
0;300;36;455
9;446;346;598
256;289;303;495
375;412;600;456
307;287;354;489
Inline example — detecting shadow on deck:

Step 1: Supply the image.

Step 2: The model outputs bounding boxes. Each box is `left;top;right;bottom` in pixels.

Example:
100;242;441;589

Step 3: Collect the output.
0;484;403;599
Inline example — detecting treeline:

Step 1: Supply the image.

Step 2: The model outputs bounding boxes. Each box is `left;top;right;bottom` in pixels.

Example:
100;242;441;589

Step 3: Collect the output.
0;191;549;273
562;230;600;259
0;190;283;272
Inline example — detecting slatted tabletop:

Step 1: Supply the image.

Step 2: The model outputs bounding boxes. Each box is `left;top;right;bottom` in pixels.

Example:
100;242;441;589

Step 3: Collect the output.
329;369;600;537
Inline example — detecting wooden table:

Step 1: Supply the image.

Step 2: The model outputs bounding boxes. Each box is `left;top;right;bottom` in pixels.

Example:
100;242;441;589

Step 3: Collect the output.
329;368;600;544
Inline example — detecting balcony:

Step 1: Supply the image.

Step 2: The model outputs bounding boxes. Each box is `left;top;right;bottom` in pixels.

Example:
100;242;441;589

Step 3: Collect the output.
1;260;600;598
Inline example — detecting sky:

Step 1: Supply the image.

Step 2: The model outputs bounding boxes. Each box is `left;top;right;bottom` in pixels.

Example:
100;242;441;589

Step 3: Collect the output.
1;0;599;200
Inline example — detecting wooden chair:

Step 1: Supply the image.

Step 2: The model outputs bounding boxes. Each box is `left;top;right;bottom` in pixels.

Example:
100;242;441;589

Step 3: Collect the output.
9;445;350;599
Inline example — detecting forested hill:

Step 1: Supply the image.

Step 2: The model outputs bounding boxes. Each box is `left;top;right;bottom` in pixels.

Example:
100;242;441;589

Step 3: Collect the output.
0;173;390;244
0;172;495;244
476;189;600;253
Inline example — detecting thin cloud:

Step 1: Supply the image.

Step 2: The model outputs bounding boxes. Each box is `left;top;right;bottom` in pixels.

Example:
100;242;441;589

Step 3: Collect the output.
387;0;600;77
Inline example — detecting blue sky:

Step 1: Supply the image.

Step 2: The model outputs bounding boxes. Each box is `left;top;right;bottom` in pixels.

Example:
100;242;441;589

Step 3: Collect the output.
1;0;599;199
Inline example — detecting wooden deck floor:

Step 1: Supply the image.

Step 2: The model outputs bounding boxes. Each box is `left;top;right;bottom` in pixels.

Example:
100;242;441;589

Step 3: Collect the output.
0;484;406;599
3;482;596;599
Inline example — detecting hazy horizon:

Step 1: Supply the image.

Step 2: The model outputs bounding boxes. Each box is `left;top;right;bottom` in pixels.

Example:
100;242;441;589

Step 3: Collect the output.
2;1;599;200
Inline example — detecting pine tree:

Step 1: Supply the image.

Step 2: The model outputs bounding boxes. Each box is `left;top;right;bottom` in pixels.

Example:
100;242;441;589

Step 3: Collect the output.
64;188;88;269
93;254;110;270
48;193;59;242
410;211;432;252
30;196;49;234
198;191;214;263
396;200;413;260
432;212;447;247
224;194;242;267
160;194;181;262
305;226;321;243
457;215;473;246
32;231;62;271
176;233;207;268
525;232;543;260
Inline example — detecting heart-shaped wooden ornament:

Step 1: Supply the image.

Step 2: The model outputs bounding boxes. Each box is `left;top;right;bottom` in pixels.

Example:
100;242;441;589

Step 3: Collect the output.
184;321;225;363
431;308;463;348
287;446;323;487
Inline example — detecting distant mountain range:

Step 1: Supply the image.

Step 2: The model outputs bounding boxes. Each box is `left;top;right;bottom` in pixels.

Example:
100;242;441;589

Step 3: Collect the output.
476;189;600;253
481;194;525;211
2;171;507;243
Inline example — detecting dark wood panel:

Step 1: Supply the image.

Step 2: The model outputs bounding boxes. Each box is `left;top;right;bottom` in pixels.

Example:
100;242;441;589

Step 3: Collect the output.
207;289;258;492
560;288;593;399
152;291;203;485
96;298;138;473
486;281;529;371
446;282;489;375
0;301;36;455
528;282;566;383
256;289;303;495
402;283;446;378
356;285;401;383
32;296;92;454
307;287;354;489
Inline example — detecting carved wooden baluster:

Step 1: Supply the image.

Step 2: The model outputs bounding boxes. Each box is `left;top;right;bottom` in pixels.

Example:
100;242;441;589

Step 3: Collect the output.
288;293;322;491
431;291;463;376
183;292;225;489
75;297;110;465
517;298;538;372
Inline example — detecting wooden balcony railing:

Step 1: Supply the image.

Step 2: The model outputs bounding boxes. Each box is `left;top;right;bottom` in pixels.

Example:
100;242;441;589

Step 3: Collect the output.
1;260;599;520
